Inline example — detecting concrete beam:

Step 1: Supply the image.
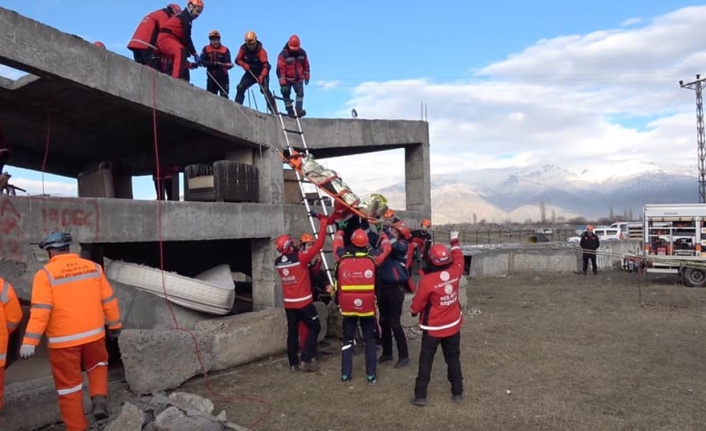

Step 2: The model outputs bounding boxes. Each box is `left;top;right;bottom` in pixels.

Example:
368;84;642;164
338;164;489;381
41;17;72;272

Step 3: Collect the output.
0;196;283;245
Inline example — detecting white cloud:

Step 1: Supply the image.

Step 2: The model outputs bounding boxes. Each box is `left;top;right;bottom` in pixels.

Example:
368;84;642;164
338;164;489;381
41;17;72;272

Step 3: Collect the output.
9;177;77;196
326;5;706;198
315;80;341;90
620;17;643;27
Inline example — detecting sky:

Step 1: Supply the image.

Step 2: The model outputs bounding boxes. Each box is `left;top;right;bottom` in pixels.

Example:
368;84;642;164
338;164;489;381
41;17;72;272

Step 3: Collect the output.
1;1;705;202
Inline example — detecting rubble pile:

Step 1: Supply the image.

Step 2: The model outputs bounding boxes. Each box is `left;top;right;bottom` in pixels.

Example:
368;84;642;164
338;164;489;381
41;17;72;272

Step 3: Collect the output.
98;392;250;431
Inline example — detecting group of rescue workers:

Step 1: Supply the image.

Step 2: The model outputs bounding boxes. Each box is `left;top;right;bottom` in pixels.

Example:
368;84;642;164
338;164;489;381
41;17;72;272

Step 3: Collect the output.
127;1;310;118
275;203;466;406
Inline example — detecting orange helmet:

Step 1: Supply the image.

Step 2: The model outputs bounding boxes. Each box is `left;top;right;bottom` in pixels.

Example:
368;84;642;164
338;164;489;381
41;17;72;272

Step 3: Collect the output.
93;41;106;49
384;209;396;219
188;0;204;8
245;31;257;44
351;229;370;248
288;34;301;50
275;234;295;253
167;3;182;14
428;244;452;267
421;218;431;228
299;233;314;244
209;30;221;39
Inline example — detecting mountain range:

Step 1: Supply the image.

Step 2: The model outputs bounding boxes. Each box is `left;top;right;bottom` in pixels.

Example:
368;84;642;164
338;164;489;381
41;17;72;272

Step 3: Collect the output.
377;165;699;224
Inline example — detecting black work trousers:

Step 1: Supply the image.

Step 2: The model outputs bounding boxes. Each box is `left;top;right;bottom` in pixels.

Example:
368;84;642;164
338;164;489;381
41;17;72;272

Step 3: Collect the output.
414;331;463;400
206;72;229;98
377;284;409;359
131;48;160;70
285;304;320;366
582;251;597;274
235;72;277;114
341;316;377;379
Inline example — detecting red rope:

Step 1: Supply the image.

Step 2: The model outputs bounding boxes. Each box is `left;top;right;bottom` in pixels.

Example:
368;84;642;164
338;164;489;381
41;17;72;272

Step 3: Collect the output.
150;68;272;429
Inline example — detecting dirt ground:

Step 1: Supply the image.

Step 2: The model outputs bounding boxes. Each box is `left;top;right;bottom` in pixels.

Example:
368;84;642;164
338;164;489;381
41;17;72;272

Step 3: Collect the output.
34;271;706;430
180;271;706;431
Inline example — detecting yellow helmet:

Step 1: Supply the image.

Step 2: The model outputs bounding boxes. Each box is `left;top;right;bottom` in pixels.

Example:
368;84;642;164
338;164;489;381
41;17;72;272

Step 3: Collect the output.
209;30;221;39
244;31;257;44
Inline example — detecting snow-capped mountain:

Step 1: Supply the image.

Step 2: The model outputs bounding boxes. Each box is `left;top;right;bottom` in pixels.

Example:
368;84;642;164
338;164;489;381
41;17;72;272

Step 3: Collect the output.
377;165;699;223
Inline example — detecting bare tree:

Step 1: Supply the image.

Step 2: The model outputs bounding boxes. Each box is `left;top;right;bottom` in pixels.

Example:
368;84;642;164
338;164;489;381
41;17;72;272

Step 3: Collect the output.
472;213;478;225
551;209;556;224
609;206;615;221
539;201;546;224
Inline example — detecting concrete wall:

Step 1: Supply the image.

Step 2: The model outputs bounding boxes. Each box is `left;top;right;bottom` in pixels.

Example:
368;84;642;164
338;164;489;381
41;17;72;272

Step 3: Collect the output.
467;241;640;278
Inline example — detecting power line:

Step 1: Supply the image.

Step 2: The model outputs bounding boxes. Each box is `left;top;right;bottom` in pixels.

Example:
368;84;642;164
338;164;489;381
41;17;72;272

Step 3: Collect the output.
679;74;706;203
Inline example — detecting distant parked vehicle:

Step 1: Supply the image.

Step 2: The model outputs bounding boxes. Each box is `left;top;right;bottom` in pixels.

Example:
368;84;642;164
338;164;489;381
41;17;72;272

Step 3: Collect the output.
609;221;643;240
568;227;621;243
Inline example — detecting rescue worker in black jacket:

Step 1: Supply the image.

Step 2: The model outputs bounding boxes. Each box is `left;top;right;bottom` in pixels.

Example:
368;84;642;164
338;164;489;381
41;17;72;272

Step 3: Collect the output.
200;30;233;97
234;31;278;114
580;225;600;275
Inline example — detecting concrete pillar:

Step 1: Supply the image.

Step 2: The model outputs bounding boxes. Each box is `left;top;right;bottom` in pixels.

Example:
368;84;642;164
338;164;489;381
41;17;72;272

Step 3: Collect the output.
405;142;431;213
113;174;133;199
226;148;254;165
77;168;114;198
253;149;284;205
250;238;281;310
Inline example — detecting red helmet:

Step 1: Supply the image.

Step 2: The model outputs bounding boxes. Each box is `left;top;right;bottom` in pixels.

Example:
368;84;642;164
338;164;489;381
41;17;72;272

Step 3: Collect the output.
393;221;411;240
351;229;370;248
93;41;106;49
288;34;301;50
428;244;451;266
168;3;182;14
275;234;295;253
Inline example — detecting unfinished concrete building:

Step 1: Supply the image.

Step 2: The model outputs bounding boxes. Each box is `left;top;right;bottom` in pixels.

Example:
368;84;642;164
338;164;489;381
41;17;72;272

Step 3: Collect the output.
0;7;430;429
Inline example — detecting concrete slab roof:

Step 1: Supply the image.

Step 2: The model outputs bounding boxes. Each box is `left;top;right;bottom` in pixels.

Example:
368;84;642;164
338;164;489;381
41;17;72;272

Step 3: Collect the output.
0;7;429;177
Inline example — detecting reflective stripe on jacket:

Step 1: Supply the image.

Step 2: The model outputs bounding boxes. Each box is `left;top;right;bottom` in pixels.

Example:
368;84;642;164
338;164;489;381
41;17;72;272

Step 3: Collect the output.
0;278;23;367
23;254;122;349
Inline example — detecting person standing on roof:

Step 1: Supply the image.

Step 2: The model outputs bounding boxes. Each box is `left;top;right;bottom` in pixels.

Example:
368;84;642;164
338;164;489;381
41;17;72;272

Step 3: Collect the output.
377;221;411;368
277;34;310;118
128;4;181;70
410;231;465;407
411;218;433;269
275;213;330;373
580;225;600;275
0;276;22;411
200;30;233;98
235;31;278;114
19;232;122;431
333;228;391;385
157;0;203;81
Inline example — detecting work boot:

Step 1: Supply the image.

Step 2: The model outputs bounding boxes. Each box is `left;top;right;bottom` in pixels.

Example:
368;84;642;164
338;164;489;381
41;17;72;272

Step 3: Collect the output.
286;107;295;118
299;361;320;372
366;374;377;385
394;358;410;369
341;375;351;385
90;395;109;420
411;398;427;407
452;394;464;403
296;109;307;118
582;271;587;276
378;354;393;364
290;365;298;372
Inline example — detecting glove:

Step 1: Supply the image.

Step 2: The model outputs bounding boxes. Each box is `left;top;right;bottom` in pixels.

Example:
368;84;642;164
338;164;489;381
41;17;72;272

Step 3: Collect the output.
450;231;459;241
108;329;121;341
304;78;310;85
19;344;36;359
242;64;250;72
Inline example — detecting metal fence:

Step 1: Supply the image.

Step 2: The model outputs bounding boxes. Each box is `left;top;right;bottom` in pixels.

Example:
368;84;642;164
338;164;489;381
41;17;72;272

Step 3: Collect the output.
430;228;578;245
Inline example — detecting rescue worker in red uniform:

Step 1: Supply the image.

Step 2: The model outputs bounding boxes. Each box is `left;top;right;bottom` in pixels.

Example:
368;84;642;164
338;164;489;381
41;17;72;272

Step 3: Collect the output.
19;232;122;431
377;221;411;368
200;30;233;98
157;0;203;80
235;31;278;114
275;214;330;372
410;231;465;406
0;277;23;411
333;228;391;385
276;34;310;118
296;232;331;357
128;4;181;70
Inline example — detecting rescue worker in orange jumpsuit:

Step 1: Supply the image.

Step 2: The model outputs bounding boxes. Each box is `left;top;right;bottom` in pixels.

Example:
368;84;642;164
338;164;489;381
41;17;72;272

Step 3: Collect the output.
157;0;203;81
235;31;278;114
200;30;233;97
275;213;330;372
333;228;391;385
19;232;122;431
0;277;23;411
128;4;182;70
277;34;310;118
410;231;465;406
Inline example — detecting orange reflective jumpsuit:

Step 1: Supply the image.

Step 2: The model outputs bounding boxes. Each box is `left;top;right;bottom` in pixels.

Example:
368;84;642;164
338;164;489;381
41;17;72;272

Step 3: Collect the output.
0;278;22;410
23;254;122;431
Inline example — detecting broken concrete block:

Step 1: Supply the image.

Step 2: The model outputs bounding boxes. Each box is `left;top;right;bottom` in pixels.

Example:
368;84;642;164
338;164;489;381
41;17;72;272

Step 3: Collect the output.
154;406;224;431
168;392;215;415
104;402;145;431
195;308;285;371
119;329;214;394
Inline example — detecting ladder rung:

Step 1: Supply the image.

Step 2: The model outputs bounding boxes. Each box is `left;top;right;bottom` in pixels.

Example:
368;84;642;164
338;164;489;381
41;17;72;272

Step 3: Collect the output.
284;128;303;135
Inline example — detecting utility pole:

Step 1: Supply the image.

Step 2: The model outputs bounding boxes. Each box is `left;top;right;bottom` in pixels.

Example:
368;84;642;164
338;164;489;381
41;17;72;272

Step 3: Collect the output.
680;74;706;203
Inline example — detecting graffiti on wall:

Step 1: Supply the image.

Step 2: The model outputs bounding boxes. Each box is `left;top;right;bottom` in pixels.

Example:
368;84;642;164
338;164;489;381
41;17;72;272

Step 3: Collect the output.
0;197;101;262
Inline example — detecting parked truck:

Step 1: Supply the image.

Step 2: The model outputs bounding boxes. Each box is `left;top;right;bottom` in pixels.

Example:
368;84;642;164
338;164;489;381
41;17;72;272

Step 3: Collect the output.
641;204;706;287
609;221;644;240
